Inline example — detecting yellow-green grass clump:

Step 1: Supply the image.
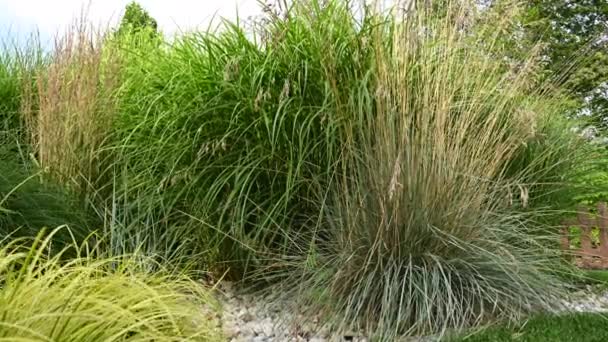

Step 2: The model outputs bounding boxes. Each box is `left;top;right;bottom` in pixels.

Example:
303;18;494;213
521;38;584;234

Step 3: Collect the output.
0;231;223;341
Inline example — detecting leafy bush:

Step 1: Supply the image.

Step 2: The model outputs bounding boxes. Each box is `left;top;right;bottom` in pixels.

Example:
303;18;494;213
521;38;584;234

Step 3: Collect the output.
117;1;159;37
0;230;222;341
571;144;608;206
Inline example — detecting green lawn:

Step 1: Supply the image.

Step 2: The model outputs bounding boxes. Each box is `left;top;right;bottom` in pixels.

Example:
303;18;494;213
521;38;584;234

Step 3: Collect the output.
584;270;608;285
455;313;608;341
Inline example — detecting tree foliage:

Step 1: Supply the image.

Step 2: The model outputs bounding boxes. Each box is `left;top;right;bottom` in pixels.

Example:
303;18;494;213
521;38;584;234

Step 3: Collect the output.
521;0;608;125
117;1;158;37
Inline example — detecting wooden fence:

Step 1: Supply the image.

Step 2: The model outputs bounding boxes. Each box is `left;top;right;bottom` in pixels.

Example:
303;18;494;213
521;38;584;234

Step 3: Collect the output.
561;202;608;269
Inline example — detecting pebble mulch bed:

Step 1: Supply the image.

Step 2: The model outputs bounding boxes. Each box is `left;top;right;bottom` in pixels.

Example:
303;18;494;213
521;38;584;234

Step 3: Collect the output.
211;281;608;341
215;282;369;342
558;284;608;313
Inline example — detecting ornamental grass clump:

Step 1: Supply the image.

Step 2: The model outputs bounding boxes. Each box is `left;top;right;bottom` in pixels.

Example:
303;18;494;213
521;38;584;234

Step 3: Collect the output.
0;49;21;131
268;1;575;339
0;230;222;341
0;35;43;134
108;0;371;275
23;19;120;192
0;157;95;246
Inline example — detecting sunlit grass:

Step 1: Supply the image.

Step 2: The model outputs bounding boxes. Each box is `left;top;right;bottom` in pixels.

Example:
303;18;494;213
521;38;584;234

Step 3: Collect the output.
0;229;222;341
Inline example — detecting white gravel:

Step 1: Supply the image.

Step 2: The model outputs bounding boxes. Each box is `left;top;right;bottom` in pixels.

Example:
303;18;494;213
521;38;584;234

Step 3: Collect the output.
215;281;368;342
211;281;608;341
557;284;608;313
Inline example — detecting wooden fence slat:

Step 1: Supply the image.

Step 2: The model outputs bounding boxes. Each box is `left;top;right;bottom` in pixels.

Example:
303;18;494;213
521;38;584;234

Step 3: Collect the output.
578;206;593;256
562;203;608;269
560;226;570;255
599;203;608;258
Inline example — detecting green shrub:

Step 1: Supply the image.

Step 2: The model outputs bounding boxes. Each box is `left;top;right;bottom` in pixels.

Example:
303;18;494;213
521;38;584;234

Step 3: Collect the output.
571;144;608;206
116;1;159;38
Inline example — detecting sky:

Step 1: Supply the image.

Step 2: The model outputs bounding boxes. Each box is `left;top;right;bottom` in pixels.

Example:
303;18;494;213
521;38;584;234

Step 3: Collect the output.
0;0;263;46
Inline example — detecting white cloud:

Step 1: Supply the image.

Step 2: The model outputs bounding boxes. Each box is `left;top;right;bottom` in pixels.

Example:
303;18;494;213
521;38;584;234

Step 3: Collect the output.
0;0;263;43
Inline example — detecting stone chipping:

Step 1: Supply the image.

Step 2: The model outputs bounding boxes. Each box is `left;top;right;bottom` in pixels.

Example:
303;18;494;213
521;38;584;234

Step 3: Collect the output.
209;281;608;341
